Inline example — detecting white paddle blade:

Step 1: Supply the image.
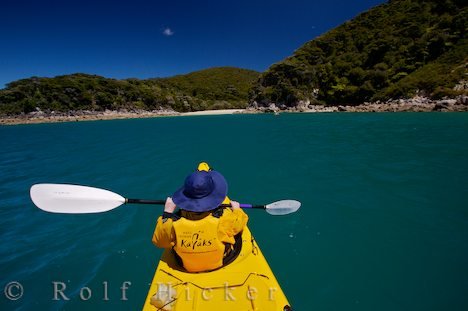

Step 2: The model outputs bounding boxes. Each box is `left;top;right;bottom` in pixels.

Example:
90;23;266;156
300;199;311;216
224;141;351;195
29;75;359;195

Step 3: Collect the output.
30;184;126;214
265;200;301;215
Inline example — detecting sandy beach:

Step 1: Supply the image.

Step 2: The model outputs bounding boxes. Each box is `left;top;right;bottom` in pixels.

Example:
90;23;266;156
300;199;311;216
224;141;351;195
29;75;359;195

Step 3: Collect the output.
180;109;245;116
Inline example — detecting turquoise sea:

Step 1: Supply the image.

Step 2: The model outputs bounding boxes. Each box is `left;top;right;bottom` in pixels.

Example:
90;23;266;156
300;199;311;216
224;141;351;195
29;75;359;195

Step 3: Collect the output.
1;113;468;311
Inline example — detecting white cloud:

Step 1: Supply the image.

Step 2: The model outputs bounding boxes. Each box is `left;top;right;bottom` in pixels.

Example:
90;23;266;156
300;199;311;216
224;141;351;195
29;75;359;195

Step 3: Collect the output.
163;28;174;36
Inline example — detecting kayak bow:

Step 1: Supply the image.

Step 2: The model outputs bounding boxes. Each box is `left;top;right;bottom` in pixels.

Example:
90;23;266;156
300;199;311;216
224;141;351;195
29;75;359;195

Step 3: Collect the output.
142;226;291;310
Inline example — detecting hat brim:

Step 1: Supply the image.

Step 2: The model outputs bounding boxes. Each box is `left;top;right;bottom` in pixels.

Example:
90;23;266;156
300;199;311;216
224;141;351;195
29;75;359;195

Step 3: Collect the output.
172;170;228;212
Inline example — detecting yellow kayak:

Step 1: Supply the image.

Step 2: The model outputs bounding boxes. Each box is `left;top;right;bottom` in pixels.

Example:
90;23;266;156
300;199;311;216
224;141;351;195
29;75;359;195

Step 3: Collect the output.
142;226;291;310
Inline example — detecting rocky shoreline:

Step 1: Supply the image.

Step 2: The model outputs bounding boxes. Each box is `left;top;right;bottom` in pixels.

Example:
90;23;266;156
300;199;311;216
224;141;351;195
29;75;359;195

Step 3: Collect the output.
0;108;180;125
251;95;468;113
1;96;467;125
0;108;253;125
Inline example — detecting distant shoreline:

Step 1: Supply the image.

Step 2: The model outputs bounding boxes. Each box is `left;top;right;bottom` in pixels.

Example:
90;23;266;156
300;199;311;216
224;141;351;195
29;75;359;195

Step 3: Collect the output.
1;97;467;125
0;109;252;125
254;96;468;114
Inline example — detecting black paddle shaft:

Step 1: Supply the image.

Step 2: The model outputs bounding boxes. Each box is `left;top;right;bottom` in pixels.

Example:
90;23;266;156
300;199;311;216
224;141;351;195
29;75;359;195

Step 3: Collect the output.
126;198;166;205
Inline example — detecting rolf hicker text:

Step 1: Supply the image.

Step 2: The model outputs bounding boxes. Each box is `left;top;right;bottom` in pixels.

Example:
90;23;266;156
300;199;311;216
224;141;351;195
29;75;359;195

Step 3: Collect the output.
52;281;132;301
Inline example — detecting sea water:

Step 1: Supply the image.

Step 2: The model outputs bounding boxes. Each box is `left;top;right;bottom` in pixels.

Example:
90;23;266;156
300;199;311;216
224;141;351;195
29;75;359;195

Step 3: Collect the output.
1;113;467;310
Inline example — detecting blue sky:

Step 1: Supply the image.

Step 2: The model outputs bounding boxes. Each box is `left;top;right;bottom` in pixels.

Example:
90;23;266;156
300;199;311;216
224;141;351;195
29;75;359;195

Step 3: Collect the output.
0;0;385;88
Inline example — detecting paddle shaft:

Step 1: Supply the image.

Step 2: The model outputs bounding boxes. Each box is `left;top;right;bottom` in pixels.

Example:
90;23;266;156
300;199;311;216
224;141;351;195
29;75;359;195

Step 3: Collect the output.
126;198;165;205
125;198;265;210
235;204;266;210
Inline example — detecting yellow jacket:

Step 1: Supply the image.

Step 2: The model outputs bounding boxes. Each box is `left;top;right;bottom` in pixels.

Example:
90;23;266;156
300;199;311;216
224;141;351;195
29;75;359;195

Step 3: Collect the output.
152;208;248;249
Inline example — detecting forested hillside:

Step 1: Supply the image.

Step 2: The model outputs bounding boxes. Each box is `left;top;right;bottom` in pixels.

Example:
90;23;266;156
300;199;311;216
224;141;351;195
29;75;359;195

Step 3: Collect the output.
250;0;467;108
0;67;259;115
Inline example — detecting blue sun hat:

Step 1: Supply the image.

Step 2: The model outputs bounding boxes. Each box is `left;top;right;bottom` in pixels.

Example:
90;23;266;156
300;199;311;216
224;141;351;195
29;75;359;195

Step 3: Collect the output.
172;167;228;212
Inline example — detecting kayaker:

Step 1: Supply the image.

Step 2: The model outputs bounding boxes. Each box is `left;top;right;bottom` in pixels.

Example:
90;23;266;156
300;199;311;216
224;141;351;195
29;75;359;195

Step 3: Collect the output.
152;162;249;272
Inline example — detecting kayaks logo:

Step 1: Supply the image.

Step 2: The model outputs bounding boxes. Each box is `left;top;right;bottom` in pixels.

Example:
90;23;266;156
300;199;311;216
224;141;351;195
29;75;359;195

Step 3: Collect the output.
179;232;214;250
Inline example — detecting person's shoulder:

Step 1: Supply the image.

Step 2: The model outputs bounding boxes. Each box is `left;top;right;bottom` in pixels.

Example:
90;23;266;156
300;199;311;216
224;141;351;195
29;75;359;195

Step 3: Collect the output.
221;207;247;217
